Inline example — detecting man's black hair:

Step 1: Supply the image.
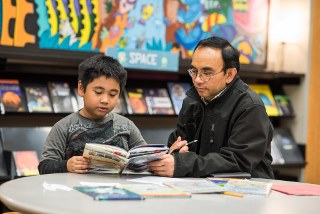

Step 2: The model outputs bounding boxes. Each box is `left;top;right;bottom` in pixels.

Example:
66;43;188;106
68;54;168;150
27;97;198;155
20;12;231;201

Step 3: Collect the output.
193;36;240;72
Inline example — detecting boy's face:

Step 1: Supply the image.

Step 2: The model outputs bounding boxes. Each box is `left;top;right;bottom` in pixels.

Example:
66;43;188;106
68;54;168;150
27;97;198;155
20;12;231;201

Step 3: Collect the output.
78;76;120;120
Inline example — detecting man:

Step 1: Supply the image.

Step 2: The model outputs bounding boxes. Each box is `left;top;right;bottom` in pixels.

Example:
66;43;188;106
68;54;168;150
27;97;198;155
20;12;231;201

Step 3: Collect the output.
148;36;274;179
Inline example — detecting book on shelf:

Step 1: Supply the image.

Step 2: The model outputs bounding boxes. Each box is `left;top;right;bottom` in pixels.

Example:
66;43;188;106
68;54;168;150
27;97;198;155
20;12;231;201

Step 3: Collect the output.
274;94;295;116
73;88;84;110
82;143;168;173
12;150;39;176
270;138;285;165
144;88;175;115
24;84;53;113
112;93;128;115
48;82;78;113
167;82;191;114
121;183;191;197
0;79;27;113
272;128;304;165
73;186;145;200
249;84;279;117
124;88;149;114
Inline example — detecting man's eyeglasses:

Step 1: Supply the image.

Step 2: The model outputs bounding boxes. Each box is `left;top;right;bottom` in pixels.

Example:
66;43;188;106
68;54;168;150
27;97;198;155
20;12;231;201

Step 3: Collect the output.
188;68;225;82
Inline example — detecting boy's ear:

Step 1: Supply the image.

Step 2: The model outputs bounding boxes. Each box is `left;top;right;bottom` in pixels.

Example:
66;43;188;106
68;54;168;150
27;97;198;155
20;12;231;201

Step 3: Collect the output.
78;80;84;97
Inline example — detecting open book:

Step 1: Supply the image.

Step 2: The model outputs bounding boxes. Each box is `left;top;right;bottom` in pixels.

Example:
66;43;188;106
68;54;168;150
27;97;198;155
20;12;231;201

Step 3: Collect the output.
83;143;168;173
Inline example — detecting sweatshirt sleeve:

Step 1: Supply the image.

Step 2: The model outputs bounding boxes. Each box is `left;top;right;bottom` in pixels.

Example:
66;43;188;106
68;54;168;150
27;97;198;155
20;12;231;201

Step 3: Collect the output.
38;124;69;174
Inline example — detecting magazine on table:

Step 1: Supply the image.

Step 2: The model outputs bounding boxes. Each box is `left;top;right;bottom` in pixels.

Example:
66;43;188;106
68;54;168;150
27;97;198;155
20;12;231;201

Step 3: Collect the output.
73;186;145;200
207;178;273;196
121;183;191;197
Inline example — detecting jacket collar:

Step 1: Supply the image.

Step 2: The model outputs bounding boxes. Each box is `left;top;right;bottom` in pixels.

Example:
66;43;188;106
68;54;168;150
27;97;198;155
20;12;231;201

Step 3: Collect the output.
187;75;240;103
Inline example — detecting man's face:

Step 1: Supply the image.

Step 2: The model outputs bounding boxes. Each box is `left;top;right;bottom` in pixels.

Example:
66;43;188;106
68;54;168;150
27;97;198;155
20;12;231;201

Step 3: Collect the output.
190;47;230;101
78;76;120;120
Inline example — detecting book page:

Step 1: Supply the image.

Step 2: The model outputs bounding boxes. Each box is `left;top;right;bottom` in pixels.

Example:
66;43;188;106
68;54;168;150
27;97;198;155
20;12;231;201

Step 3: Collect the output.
83;144;128;171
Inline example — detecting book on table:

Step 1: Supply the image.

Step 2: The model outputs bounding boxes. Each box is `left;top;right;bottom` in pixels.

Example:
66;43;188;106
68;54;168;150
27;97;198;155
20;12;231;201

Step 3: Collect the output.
73;186;145;200
83;143;168;173
207;178;273;196
121;183;191;198
163;179;226;194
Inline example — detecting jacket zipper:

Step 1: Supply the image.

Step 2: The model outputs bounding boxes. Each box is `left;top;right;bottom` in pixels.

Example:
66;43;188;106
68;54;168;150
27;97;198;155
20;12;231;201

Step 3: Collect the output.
210;124;215;143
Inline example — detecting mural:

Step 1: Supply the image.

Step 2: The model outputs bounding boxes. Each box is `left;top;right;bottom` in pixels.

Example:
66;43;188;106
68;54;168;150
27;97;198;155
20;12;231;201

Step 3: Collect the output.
0;0;269;68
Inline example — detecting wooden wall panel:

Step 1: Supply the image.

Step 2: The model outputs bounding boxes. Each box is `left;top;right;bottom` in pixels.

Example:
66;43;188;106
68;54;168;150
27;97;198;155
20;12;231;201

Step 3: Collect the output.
305;0;320;184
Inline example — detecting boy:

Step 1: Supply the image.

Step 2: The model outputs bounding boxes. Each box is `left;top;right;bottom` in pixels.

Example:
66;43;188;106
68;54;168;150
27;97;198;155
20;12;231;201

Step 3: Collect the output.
38;55;146;174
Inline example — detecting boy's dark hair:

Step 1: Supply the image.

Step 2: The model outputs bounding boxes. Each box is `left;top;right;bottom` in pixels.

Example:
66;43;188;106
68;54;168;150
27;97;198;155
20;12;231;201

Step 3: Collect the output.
193;36;240;72
78;55;127;93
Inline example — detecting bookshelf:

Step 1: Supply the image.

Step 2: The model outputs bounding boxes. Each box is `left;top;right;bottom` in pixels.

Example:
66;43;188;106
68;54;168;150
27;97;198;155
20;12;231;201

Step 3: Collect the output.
0;59;305;181
0;64;303;124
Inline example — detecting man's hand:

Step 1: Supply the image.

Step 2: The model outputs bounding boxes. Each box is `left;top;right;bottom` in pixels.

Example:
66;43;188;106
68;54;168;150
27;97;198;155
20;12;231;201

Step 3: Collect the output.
67;156;90;173
148;154;175;177
168;136;189;154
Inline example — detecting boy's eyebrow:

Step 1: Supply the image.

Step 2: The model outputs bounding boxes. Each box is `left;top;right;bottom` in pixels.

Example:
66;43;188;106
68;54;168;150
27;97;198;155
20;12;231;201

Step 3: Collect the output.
93;86;119;93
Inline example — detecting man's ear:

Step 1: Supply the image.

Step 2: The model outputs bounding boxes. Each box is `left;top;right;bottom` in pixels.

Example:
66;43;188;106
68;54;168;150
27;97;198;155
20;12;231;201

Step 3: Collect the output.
78;80;84;97
225;68;237;84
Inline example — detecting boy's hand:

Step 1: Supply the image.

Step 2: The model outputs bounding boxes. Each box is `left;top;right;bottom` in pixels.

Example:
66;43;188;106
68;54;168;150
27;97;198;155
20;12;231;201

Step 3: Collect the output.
168;136;189;154
67;156;90;173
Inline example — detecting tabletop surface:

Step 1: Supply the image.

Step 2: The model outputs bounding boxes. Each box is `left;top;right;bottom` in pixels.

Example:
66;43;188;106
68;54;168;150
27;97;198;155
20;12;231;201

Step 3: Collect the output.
1;173;320;214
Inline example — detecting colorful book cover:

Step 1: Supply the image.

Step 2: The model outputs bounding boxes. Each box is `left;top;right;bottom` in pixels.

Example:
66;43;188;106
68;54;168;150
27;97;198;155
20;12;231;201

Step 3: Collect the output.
24;84;53;113
0;79;27;113
112;93;128;115
144;88;175;115
48;82;77;113
274;94;295;116
249;84;279;116
12;150;39;176
167;82;191;114
124;88;149;114
73;186;145;200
